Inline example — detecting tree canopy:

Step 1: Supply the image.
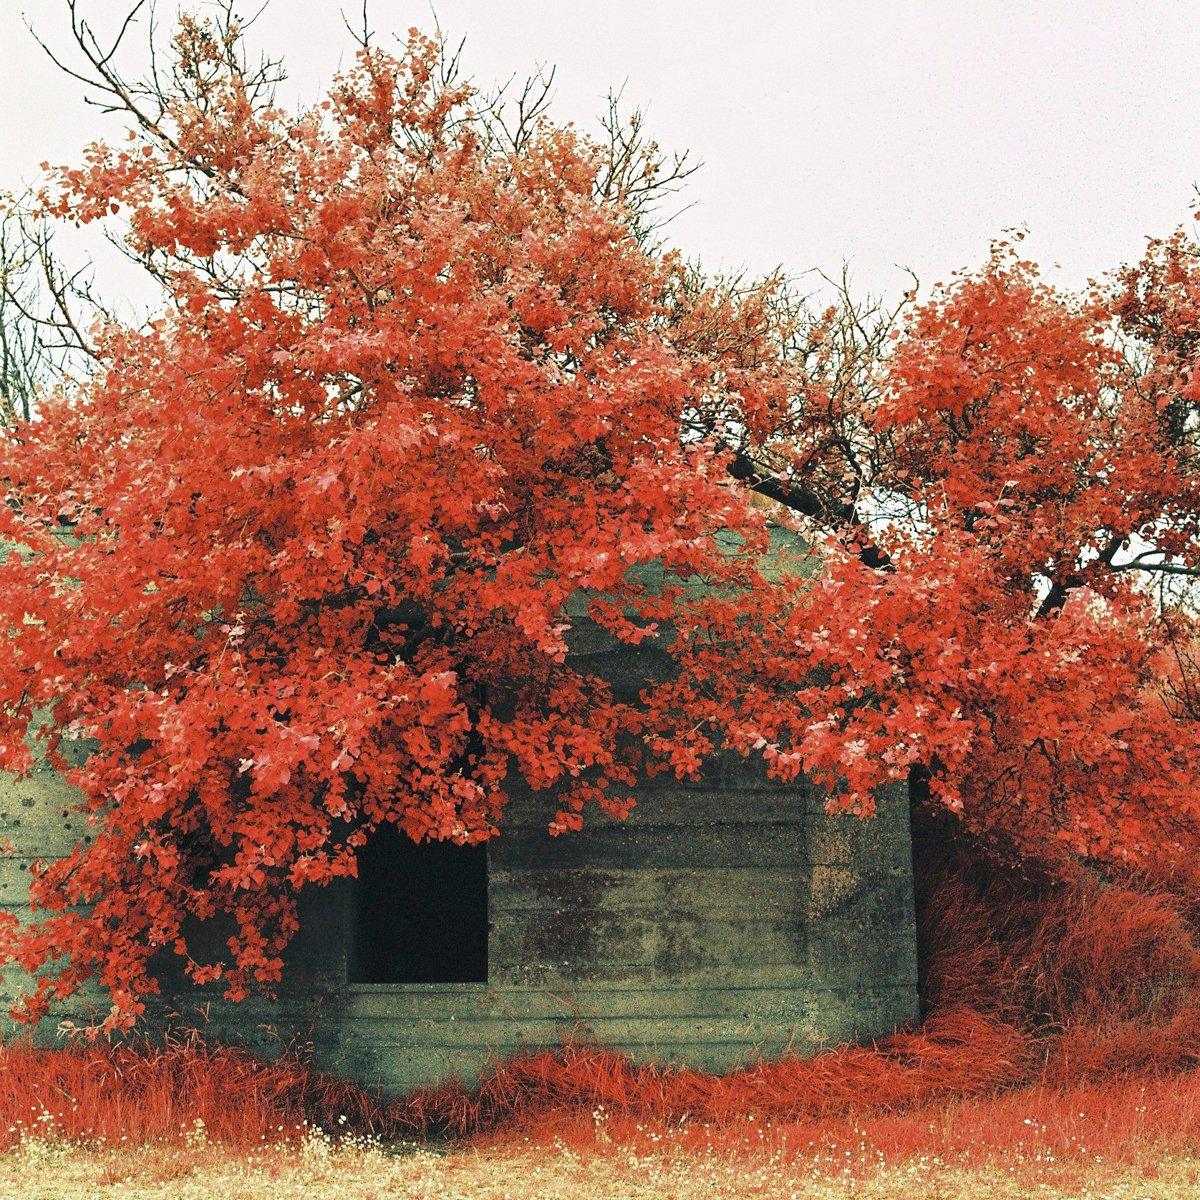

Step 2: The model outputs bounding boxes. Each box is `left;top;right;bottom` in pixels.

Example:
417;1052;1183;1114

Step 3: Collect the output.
0;11;1198;1027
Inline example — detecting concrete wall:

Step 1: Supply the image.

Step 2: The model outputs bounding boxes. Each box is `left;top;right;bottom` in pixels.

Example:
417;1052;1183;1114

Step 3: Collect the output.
0;528;920;1094
0;734;919;1098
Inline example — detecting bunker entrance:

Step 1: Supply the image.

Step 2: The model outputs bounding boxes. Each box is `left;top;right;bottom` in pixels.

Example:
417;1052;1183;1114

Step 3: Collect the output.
348;825;488;983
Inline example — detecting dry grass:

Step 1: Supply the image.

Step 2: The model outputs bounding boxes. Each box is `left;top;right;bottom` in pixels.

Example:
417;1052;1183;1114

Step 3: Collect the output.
0;1137;1196;1200
6;1073;1200;1198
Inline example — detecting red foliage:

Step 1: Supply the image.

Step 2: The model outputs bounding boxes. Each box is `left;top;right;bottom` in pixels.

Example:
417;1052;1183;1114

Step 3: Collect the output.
0;27;804;1024
1;13;1199;1025
781;241;1200;867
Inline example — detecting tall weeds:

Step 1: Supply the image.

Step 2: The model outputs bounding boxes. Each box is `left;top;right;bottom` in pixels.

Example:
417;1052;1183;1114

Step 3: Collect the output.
5;833;1200;1147
0;1033;383;1149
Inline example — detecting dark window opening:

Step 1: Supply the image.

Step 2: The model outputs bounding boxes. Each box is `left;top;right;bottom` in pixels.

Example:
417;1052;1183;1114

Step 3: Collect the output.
348;824;488;983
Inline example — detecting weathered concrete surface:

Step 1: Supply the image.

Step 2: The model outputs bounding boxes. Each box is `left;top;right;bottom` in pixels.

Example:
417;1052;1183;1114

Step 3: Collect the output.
0;770;918;1092
0;527;920;1094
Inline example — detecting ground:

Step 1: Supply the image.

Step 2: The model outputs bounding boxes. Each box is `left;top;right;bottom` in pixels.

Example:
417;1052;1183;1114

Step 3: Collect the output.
0;1137;1195;1200
6;1047;1200;1198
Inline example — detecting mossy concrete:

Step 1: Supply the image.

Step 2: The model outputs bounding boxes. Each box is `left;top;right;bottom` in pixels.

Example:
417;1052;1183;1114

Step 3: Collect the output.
0;527;920;1093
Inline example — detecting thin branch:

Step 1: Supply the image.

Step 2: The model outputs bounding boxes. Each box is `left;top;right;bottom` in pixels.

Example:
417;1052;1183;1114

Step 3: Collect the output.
724;448;893;570
1110;554;1200;578
342;1;372;48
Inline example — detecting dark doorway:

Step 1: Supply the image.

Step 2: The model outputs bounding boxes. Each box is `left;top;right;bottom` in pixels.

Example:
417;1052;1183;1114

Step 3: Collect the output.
348;825;488;983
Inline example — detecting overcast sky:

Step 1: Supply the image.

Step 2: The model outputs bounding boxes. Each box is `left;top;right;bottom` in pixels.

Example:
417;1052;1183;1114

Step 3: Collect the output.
2;1;1199;306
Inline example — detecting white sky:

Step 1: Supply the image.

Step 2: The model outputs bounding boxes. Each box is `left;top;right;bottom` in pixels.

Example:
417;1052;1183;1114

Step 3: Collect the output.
2;0;1200;306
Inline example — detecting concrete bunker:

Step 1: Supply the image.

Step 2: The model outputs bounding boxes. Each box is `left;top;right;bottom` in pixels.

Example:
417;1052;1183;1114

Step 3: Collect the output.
0;527;919;1094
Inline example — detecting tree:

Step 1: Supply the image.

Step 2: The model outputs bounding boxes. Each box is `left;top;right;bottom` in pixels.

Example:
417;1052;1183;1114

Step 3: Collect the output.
0;215;54;425
706;237;1200;867
0;10;798;1026
2;7;1199;1030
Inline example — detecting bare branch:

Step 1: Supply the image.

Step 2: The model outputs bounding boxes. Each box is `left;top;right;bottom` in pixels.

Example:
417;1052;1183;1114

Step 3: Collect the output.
342;1;372;49
594;89;699;242
1111;553;1200;579
92;0;150;69
0;212;73;423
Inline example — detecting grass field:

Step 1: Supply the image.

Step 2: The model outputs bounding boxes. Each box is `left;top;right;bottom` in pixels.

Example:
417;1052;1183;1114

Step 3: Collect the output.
6;1044;1200;1197
5;1080;1200;1200
0;1138;1195;1200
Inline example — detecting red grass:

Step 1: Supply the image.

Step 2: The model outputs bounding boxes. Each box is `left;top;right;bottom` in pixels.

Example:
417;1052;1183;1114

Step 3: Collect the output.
389;1008;1029;1136
0;1032;387;1150
6;845;1200;1159
503;1071;1200;1173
